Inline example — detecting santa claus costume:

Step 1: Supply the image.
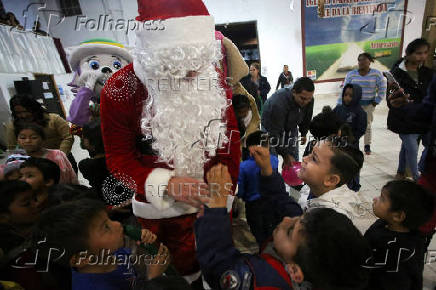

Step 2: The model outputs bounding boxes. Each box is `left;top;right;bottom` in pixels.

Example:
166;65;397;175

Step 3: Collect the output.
100;0;242;280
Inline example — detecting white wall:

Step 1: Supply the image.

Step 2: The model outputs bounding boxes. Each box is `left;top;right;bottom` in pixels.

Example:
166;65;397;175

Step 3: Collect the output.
204;0;303;94
2;0;427;98
0;73;35;105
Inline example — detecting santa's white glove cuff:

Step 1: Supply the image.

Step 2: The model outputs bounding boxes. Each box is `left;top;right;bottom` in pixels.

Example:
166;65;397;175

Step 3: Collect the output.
145;168;176;210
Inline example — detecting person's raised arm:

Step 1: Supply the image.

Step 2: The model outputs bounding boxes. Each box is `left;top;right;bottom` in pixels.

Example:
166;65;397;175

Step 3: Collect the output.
195;164;244;288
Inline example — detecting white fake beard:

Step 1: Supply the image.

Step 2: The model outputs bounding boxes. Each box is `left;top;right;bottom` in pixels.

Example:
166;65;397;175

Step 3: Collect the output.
133;41;229;178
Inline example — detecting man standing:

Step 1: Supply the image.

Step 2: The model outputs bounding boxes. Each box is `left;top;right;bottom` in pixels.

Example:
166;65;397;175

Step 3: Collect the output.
262;77;314;167
100;0;242;282
343;53;387;155
275;64;293;90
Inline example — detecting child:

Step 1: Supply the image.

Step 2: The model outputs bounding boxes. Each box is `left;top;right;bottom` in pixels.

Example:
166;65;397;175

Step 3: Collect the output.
0;180;38;252
0;180;41;289
19;157;60;211
303;105;343;157
365;180;435;290
334;84;367;148
15;122;78;184
237;130;278;246
334;84;367;191
195;164;370;289
232;94;261;161
34;198;170;290
252;139;375;234
78;120;111;198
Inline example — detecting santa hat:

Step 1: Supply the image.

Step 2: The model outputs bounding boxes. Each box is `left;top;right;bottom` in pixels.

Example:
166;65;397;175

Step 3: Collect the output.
69;38;132;71
135;0;215;49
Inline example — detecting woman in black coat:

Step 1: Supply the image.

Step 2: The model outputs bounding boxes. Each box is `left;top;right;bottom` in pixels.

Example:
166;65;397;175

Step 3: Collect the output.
240;62;271;112
387;38;434;181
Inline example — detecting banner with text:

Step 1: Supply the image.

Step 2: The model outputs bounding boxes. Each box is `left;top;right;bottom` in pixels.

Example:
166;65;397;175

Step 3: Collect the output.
303;0;407;81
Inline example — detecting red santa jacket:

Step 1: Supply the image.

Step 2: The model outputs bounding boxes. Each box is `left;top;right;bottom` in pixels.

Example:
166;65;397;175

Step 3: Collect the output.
100;45;240;220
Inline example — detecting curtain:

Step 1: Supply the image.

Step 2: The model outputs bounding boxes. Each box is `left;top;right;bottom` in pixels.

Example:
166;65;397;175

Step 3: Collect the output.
0;25;66;74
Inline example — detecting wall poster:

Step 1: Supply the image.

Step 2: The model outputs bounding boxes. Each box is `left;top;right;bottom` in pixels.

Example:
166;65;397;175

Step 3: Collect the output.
302;0;408;82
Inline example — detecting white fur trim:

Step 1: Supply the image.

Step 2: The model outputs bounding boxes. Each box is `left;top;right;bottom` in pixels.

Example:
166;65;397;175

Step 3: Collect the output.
132;198;198;219
135;16;215;49
145;168;176;210
132;168;199;219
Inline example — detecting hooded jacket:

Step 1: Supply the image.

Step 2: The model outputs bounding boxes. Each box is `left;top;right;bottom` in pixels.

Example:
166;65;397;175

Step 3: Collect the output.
387;59;434;134
334;84;367;143
261;87;314;158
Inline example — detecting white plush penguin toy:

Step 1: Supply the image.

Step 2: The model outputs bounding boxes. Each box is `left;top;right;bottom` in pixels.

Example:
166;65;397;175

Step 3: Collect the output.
67;38;132;129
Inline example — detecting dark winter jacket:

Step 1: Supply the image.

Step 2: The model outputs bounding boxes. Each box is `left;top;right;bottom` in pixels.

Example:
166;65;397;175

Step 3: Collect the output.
261;87;314;158
334;84;367;144
195;207;295;289
240;74;271;108
276;71;293;90
364;219;425;290
387;59;434;134
258;171;304;229
195;171;302;289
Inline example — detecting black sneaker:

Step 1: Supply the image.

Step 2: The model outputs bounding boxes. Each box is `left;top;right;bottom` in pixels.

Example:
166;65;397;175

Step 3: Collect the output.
364;145;371;155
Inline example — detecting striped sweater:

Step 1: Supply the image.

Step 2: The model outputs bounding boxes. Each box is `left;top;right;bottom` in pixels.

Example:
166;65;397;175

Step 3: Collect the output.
343;69;387;105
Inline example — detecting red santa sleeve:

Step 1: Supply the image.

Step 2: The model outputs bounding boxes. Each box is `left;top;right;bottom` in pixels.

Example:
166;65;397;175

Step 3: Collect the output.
100;65;153;196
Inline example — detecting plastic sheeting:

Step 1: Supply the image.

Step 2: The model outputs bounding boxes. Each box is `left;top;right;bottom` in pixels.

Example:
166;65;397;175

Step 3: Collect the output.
0;25;66;74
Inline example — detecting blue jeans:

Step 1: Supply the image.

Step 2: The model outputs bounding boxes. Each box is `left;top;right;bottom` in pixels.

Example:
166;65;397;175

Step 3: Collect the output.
397;134;420;180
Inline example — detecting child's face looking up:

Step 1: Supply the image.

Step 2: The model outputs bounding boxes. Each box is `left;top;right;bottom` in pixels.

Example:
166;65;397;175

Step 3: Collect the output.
299;141;337;193
372;188;392;221
20;167;45;192
20;167;50;210
343;88;353;106
86;210;125;255
17;129;43;154
272;216;305;263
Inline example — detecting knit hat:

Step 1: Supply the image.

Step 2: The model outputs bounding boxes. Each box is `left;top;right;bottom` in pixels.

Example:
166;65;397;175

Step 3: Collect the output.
134;0;215;50
69;38;132;71
3;152;29;176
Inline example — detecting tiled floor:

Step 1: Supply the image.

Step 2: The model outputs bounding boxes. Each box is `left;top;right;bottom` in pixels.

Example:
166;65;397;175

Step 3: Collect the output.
231;93;436;288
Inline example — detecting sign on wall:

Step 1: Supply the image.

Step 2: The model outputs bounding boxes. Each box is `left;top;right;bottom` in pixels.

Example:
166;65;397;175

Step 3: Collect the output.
302;0;408;82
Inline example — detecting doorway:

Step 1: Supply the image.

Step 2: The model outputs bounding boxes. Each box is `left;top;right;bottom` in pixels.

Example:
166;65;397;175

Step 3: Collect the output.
215;21;260;66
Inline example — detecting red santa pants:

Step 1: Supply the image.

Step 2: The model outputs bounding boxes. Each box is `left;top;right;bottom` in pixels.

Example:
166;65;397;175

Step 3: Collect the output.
137;213;199;276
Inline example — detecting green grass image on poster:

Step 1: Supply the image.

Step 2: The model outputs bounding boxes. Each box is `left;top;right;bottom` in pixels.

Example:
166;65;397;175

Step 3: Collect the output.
360;38;402;69
306;43;349;79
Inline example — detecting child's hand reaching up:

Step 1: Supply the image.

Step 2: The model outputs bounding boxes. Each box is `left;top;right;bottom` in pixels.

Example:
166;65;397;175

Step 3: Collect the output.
249;146;273;176
137;228;157;246
147;243;171;279
206;163;233;208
